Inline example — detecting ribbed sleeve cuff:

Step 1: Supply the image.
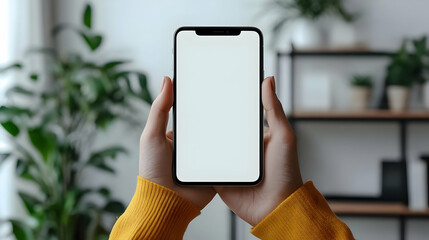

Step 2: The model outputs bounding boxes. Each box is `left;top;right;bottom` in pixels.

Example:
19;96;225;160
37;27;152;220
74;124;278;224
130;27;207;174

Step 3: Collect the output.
109;176;200;240
250;181;354;240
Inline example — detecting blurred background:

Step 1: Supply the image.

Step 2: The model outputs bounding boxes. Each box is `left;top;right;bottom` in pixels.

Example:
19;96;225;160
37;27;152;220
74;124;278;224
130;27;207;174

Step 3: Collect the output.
1;0;429;239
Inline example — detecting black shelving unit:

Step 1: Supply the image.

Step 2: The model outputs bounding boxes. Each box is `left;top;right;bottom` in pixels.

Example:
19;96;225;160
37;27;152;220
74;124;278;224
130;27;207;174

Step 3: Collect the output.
331;201;429;240
276;48;429;240
280;49;393;118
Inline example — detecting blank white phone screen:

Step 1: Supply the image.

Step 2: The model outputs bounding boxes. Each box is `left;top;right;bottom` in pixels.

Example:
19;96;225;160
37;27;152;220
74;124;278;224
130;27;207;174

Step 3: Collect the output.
176;30;261;183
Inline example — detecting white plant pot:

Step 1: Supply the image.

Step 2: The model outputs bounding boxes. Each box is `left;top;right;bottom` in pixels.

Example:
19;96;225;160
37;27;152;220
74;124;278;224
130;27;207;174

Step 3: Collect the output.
424;82;429;109
350;87;371;110
387;86;410;111
328;20;357;48
291;18;321;49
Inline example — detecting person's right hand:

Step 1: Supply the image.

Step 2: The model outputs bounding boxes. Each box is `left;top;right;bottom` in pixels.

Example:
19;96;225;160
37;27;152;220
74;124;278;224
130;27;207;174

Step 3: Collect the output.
215;76;303;226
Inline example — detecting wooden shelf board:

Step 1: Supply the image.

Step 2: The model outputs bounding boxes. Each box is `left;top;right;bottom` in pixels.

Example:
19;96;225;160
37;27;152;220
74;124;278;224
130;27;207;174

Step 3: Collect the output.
277;48;393;57
329;201;429;216
293;46;371;53
290;110;429;120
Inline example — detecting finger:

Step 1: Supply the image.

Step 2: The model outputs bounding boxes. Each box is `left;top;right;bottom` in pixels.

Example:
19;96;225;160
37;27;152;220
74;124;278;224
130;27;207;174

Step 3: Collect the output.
262;76;292;133
143;77;173;137
166;129;173;140
264;126;270;138
264;126;269;133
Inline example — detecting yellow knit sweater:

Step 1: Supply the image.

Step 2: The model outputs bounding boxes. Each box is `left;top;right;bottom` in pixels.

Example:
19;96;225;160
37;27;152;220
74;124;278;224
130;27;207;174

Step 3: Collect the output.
109;177;354;239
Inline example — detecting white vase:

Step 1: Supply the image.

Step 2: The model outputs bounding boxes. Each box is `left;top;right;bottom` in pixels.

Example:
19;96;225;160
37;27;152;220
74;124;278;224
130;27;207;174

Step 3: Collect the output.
408;161;428;211
387;86;410;111
350;87;371;110
424;82;429;109
328;20;357;48
290;18;321;49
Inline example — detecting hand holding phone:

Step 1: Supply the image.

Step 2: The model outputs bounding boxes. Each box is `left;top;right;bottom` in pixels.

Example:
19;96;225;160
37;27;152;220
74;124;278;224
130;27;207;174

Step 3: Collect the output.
216;77;303;226
139;26;302;223
139;77;216;210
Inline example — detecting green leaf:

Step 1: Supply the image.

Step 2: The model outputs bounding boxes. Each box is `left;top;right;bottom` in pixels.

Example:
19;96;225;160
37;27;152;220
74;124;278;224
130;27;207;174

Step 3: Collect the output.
0;153;10;164
0;106;31;123
83;4;92;29
41;92;58;101
90;146;127;159
86;147;124;173
10;219;34;240
1;121;20;136
98;187;110;197
104;200;125;214
137;73;148;89
95;110;116;129
114;71;131;80
0;63;22;74
137;73;153;104
19;192;42;215
16;158;30;176
92;162;115;173
28;127;56;162
14;146;41;183
62;190;77;224
413;36;427;55
114;71;133;92
102;60;129;70
80;32;103;51
7;86;34;96
0;106;32;118
30;74;38;81
351;75;373;87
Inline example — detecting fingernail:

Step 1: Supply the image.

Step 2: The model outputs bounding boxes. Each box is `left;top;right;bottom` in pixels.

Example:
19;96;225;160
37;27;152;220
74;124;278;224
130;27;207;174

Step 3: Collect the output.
270;76;276;92
160;77;167;91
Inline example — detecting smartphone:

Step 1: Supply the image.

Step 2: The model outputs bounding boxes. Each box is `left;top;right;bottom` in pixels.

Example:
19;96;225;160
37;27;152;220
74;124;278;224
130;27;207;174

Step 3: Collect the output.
173;26;263;185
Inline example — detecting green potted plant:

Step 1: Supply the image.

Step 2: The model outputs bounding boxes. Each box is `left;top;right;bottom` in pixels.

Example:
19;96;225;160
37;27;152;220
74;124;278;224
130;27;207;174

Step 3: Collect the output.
0;3;152;239
350;75;372;110
386;37;427;111
265;0;355;48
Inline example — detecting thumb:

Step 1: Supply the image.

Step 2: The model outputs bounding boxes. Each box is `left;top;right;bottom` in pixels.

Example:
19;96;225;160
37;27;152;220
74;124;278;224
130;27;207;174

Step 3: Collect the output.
143;76;173;137
262;76;291;132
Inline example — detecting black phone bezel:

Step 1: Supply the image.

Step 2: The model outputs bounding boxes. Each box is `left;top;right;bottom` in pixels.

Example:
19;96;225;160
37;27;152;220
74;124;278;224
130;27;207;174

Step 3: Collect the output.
173;26;264;186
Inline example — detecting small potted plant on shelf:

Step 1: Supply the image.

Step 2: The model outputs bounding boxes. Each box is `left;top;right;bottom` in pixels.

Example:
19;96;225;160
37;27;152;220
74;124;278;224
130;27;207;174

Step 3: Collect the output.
386;37;427;111
350;75;372;110
265;0;355;49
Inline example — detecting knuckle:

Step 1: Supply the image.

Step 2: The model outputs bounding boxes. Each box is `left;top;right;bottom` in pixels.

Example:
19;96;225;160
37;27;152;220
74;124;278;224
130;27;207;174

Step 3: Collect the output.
288;132;298;145
141;129;156;142
277;130;297;145
140;131;148;144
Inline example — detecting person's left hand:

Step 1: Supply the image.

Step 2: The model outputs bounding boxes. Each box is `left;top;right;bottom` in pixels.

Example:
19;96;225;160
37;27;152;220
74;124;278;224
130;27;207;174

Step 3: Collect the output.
139;76;216;210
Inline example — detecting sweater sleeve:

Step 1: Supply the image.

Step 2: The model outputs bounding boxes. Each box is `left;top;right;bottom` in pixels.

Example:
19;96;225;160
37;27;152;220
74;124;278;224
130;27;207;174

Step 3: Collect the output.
250;181;354;240
109;176;200;240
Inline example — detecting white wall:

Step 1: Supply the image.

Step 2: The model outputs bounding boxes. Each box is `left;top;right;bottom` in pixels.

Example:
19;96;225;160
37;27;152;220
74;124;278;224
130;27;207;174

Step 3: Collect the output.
54;0;429;240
